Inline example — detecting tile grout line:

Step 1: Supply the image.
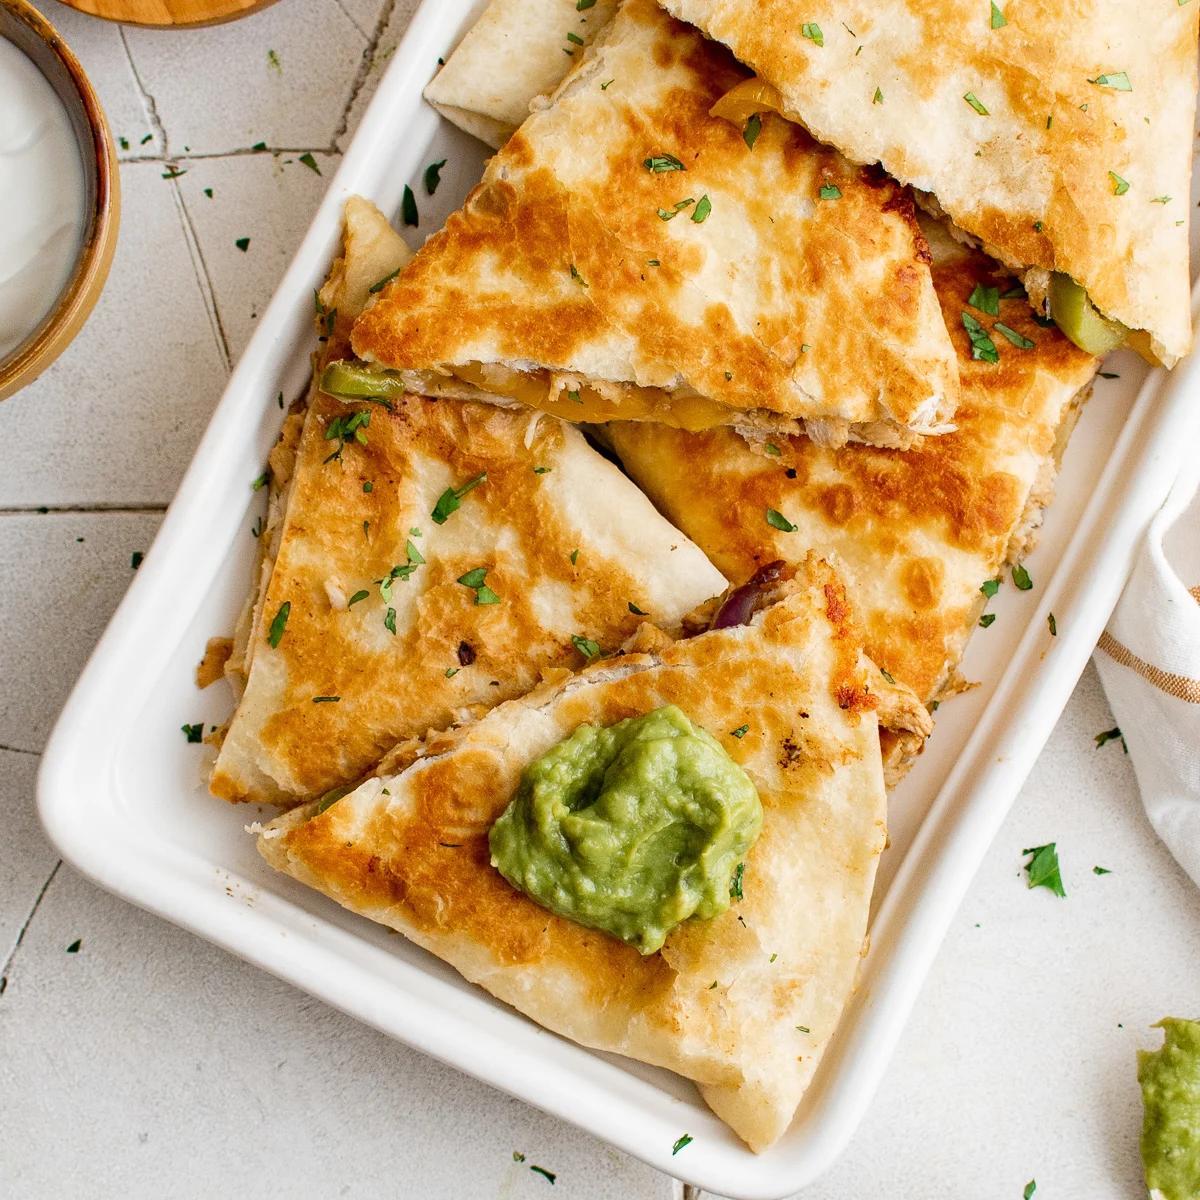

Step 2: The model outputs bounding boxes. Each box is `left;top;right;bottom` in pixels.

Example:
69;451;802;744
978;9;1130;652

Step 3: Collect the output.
0;504;169;515
119;25;170;158
0;743;41;757
116;147;339;164
331;0;398;150
0;860;62;999
332;0;371;42
171;182;234;371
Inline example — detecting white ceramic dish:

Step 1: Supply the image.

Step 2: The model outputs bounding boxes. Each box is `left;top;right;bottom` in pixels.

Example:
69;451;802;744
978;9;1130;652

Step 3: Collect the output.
37;1;1200;1194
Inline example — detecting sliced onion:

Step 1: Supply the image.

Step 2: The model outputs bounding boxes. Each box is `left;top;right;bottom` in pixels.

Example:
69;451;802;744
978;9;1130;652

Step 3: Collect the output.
710;560;786;629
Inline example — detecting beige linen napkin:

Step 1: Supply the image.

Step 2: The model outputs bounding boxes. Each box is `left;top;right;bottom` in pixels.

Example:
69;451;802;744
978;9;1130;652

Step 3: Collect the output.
1095;445;1200;887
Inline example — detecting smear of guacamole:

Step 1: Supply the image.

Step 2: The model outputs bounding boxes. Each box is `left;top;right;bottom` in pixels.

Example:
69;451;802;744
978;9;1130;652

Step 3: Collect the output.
489;705;762;954
1139;1017;1200;1200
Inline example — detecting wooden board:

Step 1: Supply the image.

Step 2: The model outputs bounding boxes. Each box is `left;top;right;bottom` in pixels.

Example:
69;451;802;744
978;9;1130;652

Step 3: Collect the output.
57;0;279;28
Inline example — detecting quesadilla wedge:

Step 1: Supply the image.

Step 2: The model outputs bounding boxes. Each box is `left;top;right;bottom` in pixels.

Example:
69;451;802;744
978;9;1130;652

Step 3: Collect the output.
348;0;960;450
256;556;929;1152
209;197;725;807
662;0;1198;366
424;0;620;149
605;222;1099;776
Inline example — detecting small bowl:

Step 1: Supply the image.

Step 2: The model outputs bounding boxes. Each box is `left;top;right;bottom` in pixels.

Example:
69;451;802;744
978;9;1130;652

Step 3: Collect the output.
0;0;120;402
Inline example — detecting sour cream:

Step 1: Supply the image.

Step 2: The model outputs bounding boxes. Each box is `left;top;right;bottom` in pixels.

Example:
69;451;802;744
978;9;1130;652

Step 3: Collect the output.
0;36;86;361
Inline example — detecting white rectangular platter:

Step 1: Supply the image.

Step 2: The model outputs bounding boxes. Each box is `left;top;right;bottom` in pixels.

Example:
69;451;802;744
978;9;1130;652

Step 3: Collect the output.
37;1;1200;1195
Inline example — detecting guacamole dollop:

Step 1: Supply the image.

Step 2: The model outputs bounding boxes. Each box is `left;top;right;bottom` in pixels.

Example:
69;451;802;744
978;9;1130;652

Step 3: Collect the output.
1139;1017;1200;1200
488;705;762;954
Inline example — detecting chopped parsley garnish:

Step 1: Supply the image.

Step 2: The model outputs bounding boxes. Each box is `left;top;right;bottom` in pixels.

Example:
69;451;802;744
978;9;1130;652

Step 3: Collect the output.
402;184;418;226
566;32;584;44
979;612;997;628
961;311;999;363
410;527;421;537
731;725;749;739
1024;1181;1037;1200
267;601;290;648
577;0;595;8
235;237;250;252
1047;612;1057;636
324;306;337;338
1098;371;1120;379
569;263;589;287
384;606;397;634
692;194;712;223
431;471;486;523
572;634;601;659
252;472;270;490
1034;220;1043;233
445;667;458;678
671;1135;693;1156
1095;726;1127;750
119;136;129;150
161;167;187;180
708;981;718;989
964;91;990;115
363;481;373;493
873;86;883;104
600;78;614;89
131;551;144;569
567;389;582;402
880;669;896;685
66;939;82;953
1090;71;1131;91
629;602;648;615
766;507;797;532
368;268;400;294
968;283;1000;317
1109;171;1130;195
204;187;213;198
323;410;370;463
312;695;339;703
529;1166;556;1184
743;113;762;149
570;548;580;565
980;578;1000;598
533;466;550;474
990;1;1007;26
347;590;369;607
657;208;678;221
182;723;204;743
796;1025;810;1034
1000;281;1028;299
765;443;782;455
458;568;500;605
1046;114;1053;129
252;140;266;151
1012;563;1033;590
1152;195;1172;204
996;322;1034;349
513;1151;526;1163
801;22;824;46
819;182;842;200
141;133;153;145
1022;843;1066;897
298;152;321;175
769;953;777;962
424;159;447;194
730;861;745;899
1093;866;1112;875
407;539;425;564
644;154;686;173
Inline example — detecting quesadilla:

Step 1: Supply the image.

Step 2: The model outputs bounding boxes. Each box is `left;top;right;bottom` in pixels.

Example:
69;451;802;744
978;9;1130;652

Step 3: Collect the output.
605;223;1099;765
661;0;1198;366
424;0;620;148
209;197;725;806
256;556;930;1152
348;0;960;449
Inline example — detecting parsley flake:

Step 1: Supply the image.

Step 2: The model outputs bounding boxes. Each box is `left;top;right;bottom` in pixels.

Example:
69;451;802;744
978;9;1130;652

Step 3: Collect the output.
566;31;583;45
657;207;678;221
672;1135;693;1156
1098;371;1120;379
880;669;896;685
801;22;824;46
402;184;418;226
743;112;762;149
513;1151;526;1162
67;939;82;953
765;443;782;455
629;602;648;615
980;578;1000;598
577;0;595;7
369;268;400;294
968;283;1000;317
1090;71;1132;91
644;154;685;173
1023;843;1066;897
766;507;797;532
731;725;749;739
570;548;580;565
235;237;250;252
476;585;501;606
182;723;204;743
569;263;589;287
1024;1182;1037;1200
961;311;999;363
1109;171;1130;195
384;606;397;634
1152;195;1172;204
204;187;213;198
600;78;614;90
996;322;1034;349
819;182;842;200
529;1166;556;1184
298;152;321;176
1012;563;1033;590
1093;866;1112;875
323;410;370;463
1047;612;1057;636
1095;726;1127;751
445;667;458;678
312;695;340;703
424;159;446;194
131;551;144;570
990;1;1007;26
458;567;488;588
533;466;550;474
769;953;777;962
572;634;601;659
873;86;884;104
730;861;745;899
796;1025;810;1033
964;91;990;115
363;481;374;493
347;590;369;607
267;601;290;648
252;472;270;490
432;471;486;524
161;167;187;180
692;194;712;223
567;389;582;403
979;612;997;628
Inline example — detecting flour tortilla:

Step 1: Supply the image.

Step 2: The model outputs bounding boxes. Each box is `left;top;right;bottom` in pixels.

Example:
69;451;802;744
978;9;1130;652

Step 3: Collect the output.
353;0;960;450
424;0;620;149
606;224;1099;767
210;198;725;806
257;557;919;1151
661;0;1197;366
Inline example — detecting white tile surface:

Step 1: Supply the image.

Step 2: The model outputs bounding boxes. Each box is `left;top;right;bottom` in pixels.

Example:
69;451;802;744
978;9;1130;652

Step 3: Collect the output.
2;0;1197;1196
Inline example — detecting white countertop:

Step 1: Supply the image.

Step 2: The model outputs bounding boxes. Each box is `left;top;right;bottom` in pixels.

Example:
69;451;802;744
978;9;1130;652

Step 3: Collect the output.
2;2;1198;1196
